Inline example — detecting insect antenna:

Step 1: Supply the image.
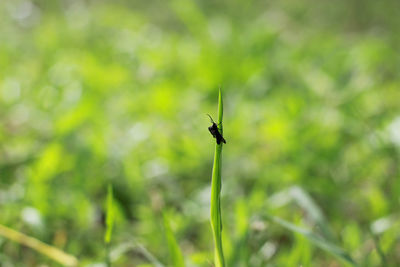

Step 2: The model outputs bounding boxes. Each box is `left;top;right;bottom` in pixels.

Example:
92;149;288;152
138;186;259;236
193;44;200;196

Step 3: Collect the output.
206;114;215;124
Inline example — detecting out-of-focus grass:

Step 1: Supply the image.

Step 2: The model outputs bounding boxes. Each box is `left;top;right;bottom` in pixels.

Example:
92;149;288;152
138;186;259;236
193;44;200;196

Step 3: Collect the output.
105;184;114;245
105;184;114;266
262;214;357;266
1;0;400;266
0;224;78;266
163;212;185;267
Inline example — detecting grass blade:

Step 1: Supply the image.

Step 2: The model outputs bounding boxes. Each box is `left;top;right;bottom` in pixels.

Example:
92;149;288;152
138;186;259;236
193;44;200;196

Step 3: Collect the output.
262;214;357;266
0;224;78;266
104;183;114;266
163;212;185;267
210;88;226;267
109;241;166;267
105;184;114;244
288;186;335;241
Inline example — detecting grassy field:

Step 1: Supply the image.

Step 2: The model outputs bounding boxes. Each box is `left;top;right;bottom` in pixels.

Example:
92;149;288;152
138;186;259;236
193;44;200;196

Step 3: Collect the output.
1;0;400;266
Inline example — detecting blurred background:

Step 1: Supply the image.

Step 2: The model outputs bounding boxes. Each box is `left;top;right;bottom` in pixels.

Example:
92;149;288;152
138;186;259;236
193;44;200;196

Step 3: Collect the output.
1;0;400;266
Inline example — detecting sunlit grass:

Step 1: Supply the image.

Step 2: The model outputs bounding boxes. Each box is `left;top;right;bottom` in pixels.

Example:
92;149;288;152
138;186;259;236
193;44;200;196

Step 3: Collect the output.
1;0;399;265
0;224;78;266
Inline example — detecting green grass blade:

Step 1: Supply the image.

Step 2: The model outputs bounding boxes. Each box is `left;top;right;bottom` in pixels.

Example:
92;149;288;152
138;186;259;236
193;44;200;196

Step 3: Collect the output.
104;184;114;267
263;214;357;266
0;224;78;266
288;186;335;241
105;183;114;244
109;241;166;267
210;88;226;267
163;212;185;267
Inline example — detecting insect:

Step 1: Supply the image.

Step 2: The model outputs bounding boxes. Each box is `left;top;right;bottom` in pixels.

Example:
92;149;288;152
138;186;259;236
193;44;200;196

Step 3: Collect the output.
207;114;226;144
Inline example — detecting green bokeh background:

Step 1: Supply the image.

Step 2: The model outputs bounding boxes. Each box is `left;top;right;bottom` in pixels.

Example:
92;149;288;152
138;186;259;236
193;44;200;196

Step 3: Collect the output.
1;0;400;266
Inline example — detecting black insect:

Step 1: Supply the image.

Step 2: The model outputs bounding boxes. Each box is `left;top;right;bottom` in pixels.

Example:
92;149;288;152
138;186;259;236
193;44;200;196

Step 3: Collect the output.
207;114;226;144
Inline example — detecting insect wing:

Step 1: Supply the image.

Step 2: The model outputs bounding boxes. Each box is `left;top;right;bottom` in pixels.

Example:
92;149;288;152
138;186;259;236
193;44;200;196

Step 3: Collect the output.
215;131;226;144
208;125;217;137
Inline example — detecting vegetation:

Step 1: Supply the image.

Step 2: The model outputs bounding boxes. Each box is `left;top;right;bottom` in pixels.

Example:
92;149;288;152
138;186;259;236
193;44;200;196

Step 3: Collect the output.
210;89;225;267
1;0;400;266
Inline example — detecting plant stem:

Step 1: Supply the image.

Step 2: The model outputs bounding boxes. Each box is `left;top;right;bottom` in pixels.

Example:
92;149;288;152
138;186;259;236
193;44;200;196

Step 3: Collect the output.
210;88;225;267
